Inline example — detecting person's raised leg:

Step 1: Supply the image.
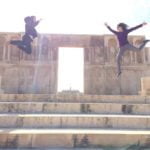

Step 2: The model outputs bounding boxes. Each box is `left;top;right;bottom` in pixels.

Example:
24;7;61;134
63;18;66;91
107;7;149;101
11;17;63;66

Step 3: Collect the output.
10;40;22;46
21;34;32;54
126;41;150;52
125;44;140;51
10;40;27;51
139;40;150;50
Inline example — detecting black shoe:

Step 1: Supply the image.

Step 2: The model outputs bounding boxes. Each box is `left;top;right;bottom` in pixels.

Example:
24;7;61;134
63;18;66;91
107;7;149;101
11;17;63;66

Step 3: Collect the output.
117;72;122;77
10;40;17;45
143;39;150;43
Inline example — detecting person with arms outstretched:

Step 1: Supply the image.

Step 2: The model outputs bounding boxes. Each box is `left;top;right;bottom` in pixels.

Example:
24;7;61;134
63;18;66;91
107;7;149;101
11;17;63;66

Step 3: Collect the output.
105;22;149;77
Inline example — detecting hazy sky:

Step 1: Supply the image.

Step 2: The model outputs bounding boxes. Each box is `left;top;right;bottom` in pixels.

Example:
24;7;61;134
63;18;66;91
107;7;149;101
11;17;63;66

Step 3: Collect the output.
0;0;150;36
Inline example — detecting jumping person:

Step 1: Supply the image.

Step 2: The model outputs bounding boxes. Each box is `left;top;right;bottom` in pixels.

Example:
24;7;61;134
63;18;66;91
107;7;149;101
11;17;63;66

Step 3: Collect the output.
105;22;149;77
10;16;41;54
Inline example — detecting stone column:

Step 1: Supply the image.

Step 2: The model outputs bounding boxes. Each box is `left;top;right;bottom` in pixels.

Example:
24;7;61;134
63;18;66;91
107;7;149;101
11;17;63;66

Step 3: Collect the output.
0;76;4;93
140;77;150;95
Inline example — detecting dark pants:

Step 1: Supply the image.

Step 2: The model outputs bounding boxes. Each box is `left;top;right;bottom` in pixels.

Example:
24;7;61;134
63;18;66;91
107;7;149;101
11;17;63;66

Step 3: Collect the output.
10;34;32;54
117;41;149;74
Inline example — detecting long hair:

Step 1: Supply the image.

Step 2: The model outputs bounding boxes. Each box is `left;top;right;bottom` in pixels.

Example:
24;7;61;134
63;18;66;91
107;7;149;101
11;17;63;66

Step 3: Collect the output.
117;23;129;31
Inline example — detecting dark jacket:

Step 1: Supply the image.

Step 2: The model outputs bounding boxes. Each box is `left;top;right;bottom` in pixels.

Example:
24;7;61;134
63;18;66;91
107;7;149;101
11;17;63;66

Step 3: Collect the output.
107;24;143;47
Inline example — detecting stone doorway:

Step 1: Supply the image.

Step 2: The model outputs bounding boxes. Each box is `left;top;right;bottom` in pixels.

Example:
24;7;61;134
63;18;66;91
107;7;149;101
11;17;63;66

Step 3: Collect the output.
58;47;84;93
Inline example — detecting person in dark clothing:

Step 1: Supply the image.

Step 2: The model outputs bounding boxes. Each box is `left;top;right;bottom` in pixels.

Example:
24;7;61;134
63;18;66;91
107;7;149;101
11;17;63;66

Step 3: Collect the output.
10;16;41;54
25;16;41;39
105;22;149;77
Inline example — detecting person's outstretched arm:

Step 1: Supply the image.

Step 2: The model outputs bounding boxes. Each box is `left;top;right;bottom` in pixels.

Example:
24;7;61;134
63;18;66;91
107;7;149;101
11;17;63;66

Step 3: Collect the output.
32;19;42;27
33;19;42;27
128;22;147;33
105;23;118;34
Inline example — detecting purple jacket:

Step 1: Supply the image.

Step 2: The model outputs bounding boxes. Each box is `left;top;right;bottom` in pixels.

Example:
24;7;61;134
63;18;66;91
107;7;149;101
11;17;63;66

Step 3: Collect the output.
107;24;143;47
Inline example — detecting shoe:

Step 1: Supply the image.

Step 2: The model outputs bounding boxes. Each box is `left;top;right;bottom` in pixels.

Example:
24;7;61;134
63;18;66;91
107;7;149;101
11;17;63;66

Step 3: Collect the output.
117;71;122;77
143;39;150;43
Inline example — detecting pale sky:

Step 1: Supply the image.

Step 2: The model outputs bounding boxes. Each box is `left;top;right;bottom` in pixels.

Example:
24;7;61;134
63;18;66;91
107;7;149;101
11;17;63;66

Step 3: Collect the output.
0;0;150;37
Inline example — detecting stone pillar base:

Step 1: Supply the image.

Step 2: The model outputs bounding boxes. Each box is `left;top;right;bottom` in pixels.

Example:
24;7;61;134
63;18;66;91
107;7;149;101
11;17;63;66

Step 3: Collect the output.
139;77;150;96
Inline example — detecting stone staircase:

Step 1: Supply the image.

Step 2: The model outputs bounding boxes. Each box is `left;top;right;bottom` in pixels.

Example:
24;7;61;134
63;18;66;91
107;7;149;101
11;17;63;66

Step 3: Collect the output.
0;94;150;149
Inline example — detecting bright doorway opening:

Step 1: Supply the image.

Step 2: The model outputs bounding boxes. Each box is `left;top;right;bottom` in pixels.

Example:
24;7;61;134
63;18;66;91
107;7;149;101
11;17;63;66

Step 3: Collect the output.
58;47;84;93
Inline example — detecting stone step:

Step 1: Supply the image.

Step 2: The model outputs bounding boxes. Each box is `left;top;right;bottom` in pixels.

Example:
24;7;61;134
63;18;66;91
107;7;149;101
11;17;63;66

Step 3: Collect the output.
2;149;150;150
0;128;149;148
0;149;106;150
0;114;150;129
0;102;150;115
0;94;148;103
0;149;107;150
0;149;103;150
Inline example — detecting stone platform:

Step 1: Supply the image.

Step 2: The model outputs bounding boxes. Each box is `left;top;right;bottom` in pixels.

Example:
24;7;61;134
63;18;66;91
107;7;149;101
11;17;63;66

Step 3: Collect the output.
0;94;149;149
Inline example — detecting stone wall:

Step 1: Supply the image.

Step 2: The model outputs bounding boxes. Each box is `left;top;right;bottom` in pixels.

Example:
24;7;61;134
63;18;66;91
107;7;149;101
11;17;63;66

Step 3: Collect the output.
0;33;150;94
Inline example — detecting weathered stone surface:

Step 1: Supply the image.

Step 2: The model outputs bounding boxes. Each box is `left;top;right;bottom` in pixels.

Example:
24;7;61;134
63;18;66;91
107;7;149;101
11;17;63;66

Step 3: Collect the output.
0;94;147;103
0;33;148;94
0;149;149;150
0;94;149;148
140;77;150;95
1;102;150;115
0;148;109;150
0;114;149;129
0;130;149;148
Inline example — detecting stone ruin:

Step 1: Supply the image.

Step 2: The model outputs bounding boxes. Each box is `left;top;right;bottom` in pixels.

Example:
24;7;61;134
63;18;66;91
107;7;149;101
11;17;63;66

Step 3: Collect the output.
0;33;150;95
0;33;149;149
